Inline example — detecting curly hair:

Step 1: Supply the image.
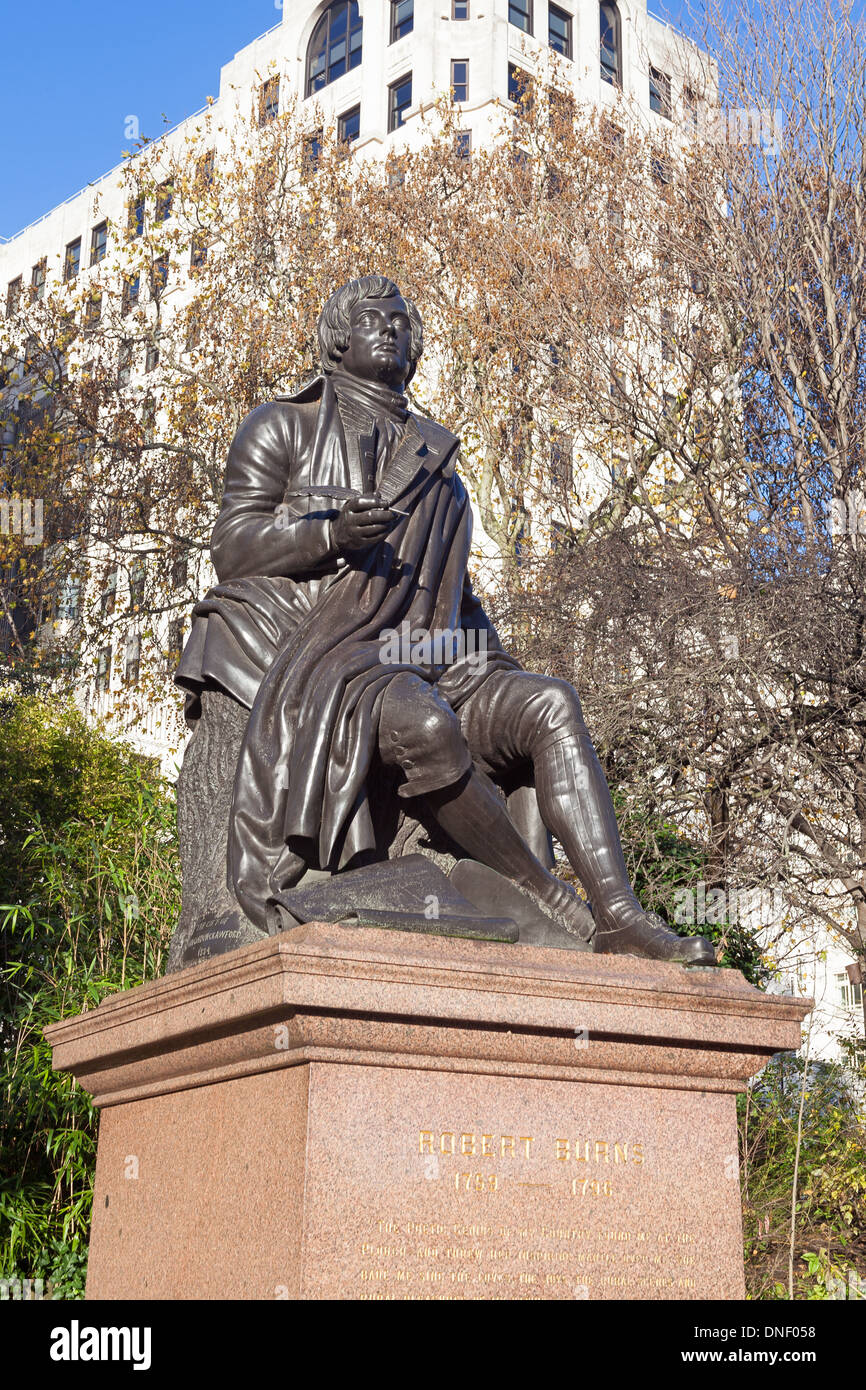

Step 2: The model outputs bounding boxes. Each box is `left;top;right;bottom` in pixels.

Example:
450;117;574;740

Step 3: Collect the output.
317;274;424;381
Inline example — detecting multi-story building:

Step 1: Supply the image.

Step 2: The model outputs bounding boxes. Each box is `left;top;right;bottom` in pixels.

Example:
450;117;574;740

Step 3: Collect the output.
1;0;689;760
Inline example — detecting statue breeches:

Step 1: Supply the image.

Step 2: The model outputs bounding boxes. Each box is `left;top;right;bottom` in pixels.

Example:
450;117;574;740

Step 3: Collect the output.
379;669;587;797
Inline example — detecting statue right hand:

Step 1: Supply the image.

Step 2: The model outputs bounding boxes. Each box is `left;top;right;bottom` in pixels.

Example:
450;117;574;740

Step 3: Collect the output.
330;495;397;555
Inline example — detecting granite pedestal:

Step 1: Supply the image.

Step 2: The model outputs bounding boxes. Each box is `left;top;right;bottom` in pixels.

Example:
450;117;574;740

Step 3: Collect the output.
46;925;810;1300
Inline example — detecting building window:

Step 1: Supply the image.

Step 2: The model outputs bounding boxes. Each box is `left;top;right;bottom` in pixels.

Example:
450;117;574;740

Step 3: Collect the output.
118;342;134;387
145;343;160;373
190;234;208;268
90;221;108;265
151;255;169;297
198;150;215;187
122;274;140;316
5;277;22;318
600;2;621;87
84;293;102;334
124;632;141;684
550;88;575;131
304;129;323;168
388;73;412;131
96;645;112;693
509;0;532;34
508;63;532;106
650;66;672;119
451;60;469;103
306;2;363;97
550;432;574;491
390;0;413;42
30;259;46;301
683;86;700;132
172;555;188;589
56;577;81;622
129;559;146;611
154;182;173;224
609;370;628;422
455;129;472;158
185;308;201;351
651;153;672;186
338;105;361;145
100;570;117;618
128;197;145;239
836;971;864;1008
661;308;675;362
549;4;572;58
64;238;81;282
453;0;469;15
259;76;280;126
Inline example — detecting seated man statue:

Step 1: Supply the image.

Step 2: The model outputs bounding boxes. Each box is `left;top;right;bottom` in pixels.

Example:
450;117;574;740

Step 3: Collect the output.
170;274;714;971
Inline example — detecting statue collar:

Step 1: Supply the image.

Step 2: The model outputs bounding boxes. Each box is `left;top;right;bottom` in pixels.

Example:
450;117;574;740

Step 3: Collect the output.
329;371;409;425
275;376;460;474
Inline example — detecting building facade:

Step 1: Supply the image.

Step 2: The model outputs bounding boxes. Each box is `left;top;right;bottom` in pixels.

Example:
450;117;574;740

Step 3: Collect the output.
1;0;688;758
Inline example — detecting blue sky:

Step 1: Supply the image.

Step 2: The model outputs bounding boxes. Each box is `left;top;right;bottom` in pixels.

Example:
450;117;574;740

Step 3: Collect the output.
0;0;280;240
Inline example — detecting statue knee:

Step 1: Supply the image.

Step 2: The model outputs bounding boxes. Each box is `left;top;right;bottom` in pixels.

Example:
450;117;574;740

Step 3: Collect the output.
537;676;585;734
380;675;470;793
385;687;463;763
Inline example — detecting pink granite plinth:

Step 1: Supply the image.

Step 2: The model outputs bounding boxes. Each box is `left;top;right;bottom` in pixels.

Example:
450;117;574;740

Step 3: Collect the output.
45;925;810;1300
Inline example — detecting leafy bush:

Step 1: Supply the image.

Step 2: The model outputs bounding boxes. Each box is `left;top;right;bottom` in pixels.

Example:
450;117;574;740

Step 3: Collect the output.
740;1052;866;1299
0;698;179;1296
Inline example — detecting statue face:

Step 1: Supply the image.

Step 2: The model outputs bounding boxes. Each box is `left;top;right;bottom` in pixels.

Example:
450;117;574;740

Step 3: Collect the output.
339;294;412;388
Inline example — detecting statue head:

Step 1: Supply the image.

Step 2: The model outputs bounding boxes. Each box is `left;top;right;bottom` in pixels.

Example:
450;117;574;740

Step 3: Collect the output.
317;274;423;389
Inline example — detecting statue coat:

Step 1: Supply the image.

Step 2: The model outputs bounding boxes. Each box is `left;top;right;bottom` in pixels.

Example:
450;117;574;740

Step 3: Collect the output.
177;375;520;928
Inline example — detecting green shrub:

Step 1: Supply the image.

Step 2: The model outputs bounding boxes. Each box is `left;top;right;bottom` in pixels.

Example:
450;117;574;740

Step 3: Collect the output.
0;698;179;1296
740;1052;866;1299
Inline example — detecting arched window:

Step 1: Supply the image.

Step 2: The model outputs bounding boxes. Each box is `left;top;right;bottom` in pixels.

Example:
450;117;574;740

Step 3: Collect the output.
306;2;363;97
600;2;621;88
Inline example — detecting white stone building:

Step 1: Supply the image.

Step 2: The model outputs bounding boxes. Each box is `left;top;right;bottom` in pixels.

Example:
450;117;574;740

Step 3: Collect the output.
1;0;688;757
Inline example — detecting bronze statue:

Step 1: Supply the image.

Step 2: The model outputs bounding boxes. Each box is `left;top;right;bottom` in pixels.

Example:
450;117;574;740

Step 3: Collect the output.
169;275;714;971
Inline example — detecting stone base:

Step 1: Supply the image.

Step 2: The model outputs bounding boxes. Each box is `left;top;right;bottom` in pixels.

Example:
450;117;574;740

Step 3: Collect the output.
46;926;809;1301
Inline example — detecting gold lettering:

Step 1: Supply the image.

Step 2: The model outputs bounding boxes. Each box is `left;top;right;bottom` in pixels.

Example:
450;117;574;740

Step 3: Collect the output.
460;1133;476;1156
614;1143;627;1164
520;1136;534;1158
480;1134;494;1157
500;1135;515;1158
575;1141;590;1162
440;1132;455;1155
555;1138;570;1162
419;1130;434;1154
595;1141;609;1163
632;1142;644;1165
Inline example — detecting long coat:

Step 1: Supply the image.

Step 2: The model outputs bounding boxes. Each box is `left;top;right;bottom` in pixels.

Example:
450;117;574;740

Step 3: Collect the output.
177;375;519;929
